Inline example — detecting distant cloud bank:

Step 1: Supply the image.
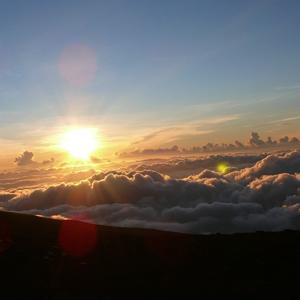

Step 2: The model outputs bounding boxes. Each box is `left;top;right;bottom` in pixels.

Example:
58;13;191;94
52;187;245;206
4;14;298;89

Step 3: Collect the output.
118;132;300;158
2;150;300;234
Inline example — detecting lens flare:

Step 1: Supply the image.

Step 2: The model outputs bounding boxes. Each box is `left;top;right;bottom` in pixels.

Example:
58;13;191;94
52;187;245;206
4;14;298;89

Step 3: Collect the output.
58;44;97;87
58;219;98;257
216;162;229;174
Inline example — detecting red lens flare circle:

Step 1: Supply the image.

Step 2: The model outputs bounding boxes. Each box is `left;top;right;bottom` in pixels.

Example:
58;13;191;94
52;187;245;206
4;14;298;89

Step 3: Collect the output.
58;219;98;257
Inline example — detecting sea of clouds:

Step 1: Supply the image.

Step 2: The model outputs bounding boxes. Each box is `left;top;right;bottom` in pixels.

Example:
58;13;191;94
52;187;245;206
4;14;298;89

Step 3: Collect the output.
1;150;300;234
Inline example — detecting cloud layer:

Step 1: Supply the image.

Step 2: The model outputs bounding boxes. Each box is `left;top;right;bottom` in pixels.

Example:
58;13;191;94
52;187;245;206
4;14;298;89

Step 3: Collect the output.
133;153;266;178
2;150;300;234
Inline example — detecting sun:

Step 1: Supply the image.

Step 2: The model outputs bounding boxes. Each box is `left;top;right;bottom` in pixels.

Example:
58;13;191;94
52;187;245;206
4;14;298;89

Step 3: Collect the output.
60;128;100;160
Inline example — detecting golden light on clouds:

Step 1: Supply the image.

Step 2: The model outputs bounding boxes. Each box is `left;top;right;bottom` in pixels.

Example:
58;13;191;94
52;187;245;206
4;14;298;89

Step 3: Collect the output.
60;128;100;160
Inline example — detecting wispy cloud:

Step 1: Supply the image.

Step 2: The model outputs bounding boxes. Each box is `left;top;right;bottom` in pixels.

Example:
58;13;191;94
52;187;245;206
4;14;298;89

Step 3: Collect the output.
269;116;300;124
130;114;240;148
274;84;300;91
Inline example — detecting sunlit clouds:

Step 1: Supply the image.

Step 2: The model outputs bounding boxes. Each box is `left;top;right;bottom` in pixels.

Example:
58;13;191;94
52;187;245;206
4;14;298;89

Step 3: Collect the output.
2;150;300;234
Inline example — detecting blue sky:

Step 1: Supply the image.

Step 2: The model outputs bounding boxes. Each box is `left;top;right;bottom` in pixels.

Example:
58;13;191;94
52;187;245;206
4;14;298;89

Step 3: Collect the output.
1;0;300;158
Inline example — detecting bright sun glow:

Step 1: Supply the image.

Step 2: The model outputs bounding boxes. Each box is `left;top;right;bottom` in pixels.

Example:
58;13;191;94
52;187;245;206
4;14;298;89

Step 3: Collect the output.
60;128;100;160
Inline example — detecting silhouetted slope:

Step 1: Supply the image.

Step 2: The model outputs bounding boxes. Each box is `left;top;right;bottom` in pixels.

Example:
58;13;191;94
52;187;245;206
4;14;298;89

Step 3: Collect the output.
0;210;299;299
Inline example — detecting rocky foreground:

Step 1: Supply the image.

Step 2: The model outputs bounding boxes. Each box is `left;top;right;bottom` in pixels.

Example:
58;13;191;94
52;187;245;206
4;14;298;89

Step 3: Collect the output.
0;210;299;299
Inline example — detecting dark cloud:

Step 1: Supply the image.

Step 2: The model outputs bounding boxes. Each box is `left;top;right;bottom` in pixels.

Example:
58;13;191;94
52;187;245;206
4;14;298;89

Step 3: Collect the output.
279;136;289;144
14;151;55;167
15;151;35;166
2;150;300;234
42;158;55;165
118;145;180;158
291;137;300;144
0;192;17;202
249;132;265;147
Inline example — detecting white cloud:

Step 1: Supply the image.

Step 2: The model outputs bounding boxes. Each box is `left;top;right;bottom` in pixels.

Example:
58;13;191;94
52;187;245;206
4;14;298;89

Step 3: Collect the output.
227;150;300;183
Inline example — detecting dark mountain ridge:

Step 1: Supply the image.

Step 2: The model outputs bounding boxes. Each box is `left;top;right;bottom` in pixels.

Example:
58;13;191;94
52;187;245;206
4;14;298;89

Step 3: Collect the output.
0;210;299;299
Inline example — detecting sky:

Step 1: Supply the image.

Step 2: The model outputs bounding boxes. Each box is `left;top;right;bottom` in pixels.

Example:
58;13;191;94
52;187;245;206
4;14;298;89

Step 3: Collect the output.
1;0;300;164
1;0;300;236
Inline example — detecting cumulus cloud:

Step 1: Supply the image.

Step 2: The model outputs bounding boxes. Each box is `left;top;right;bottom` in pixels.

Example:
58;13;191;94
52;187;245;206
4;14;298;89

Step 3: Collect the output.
249;132;265;146
227;150;300;183
2;150;300;234
15;151;35;166
14;151;55;167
